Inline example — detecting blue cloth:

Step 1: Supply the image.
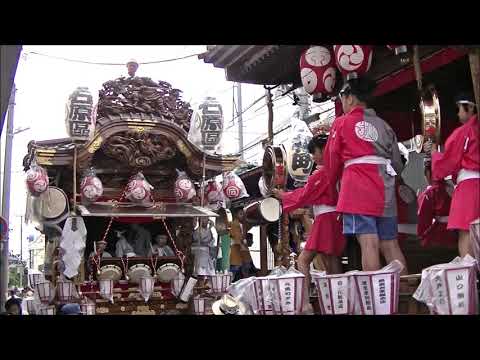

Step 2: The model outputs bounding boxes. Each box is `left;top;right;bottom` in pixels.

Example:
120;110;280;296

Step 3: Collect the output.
60;303;82;315
230;265;242;282
343;214;398;241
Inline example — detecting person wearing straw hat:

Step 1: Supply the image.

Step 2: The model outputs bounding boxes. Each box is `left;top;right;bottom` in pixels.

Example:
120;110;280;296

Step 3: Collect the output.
126;59;139;78
212;294;248;315
424;92;479;257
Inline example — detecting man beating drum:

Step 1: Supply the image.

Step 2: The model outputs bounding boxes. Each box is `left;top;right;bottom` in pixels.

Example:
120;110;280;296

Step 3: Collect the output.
272;132;346;310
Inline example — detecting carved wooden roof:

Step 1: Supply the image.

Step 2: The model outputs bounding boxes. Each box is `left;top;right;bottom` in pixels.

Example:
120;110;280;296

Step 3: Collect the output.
23;113;242;181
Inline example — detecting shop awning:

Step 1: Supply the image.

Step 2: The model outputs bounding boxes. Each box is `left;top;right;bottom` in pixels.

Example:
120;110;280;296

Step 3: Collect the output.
77;203;218;218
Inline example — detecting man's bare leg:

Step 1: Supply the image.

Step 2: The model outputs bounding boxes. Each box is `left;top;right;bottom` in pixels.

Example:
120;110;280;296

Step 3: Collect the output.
357;234;381;271
298;250;317;313
379;239;408;275
458;230;472;257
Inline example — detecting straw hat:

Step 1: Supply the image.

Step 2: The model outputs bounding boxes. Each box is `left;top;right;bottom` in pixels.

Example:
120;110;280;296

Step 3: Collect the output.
212;294;247;315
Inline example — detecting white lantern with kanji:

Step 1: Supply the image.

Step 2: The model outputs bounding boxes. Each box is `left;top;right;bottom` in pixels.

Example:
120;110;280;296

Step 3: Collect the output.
312;272;355;315
29;272;44;288
300;46;337;102
270;271;305;315
352;261;403;315
35;281;53;304
334;45;373;80
26;164;49;197
24;297;37;315
139;276;155;303
222;171;248;200
175;171;196;202
99;279;114;303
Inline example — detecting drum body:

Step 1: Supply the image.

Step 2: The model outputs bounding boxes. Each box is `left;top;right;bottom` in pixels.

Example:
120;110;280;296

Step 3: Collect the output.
32;186;69;225
98;265;122;283
262;145;287;193
128;264;152;284
420;86;441;143
156;263;181;283
244;197;281;225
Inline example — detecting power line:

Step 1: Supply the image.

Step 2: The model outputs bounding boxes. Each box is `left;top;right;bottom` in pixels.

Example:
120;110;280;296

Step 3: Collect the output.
23;51;204;66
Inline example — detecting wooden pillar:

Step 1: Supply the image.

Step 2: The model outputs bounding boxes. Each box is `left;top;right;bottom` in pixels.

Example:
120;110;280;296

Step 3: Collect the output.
469;49;480;111
260;225;268;276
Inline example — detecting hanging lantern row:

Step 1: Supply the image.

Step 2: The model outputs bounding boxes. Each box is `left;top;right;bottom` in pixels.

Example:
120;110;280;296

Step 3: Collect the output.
300;45;411;99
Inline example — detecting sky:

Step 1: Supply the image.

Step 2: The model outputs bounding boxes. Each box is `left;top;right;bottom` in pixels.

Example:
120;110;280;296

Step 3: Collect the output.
1;45;333;265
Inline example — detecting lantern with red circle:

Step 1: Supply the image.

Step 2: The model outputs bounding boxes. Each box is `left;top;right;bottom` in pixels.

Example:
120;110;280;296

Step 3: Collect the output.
26;163;49;197
80;168;103;204
222;171;248;200
125;172;154;204
387;45;409;64
299;46;337;103
333;45;373;80
175;171;196;202
203;180;224;210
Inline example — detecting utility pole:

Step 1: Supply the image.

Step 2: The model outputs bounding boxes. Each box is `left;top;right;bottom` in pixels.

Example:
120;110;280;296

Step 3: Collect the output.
19;215;23;262
236;83;244;158
0;84;15;312
265;88;274;144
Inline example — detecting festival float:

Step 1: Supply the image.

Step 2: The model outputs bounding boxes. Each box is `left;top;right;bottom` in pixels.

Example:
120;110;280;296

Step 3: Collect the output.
22;62;248;315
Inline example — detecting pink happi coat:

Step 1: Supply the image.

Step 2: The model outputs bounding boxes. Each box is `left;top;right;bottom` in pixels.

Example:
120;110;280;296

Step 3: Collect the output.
432;115;479;230
282;166;345;256
323;106;404;217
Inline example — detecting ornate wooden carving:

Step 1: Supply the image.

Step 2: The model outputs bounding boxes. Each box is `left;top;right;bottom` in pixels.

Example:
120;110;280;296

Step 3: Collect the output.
102;130;177;168
97;77;192;132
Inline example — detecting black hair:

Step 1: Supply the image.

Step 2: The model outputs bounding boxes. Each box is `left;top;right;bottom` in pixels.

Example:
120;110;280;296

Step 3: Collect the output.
460;103;478;114
340;77;377;104
307;134;328;154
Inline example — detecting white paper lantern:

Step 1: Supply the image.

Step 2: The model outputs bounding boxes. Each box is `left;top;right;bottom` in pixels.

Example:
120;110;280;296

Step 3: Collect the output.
193;296;207;315
57;280;75;302
209;273;233;294
171;271;185;298
38;305;56;315
24;297;37;315
252;277;276;315
312;273;354;315
80;301;96;315
29;273;44;288
99;279;114;303
270;273;305;315
35;281;53;304
139;276;155;303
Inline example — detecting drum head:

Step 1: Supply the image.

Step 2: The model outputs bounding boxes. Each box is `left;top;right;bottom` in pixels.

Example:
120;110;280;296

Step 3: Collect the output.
156;263;180;283
259;198;280;222
128;264;152;284
98;265;122;282
39;187;68;220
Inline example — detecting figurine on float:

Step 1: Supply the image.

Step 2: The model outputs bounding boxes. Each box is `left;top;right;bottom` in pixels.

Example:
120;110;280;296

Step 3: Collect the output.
128;224;152;257
191;218;216;284
114;229;136;258
150;234;175;257
424;92;479;257
126;59;139;78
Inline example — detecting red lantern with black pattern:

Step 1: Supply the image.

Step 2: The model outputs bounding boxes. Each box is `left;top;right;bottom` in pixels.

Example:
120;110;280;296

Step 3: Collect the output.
80;168;103;203
26;164;49;197
299;46;337;103
333;45;373;80
125;172;154;204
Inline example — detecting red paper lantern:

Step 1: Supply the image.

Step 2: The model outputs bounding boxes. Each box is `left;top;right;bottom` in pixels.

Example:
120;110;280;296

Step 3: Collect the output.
175;172;196;202
333;45;373;80
80;169;103;203
125;172;153;204
26;164;49;197
299;46;337;102
204;180;223;208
